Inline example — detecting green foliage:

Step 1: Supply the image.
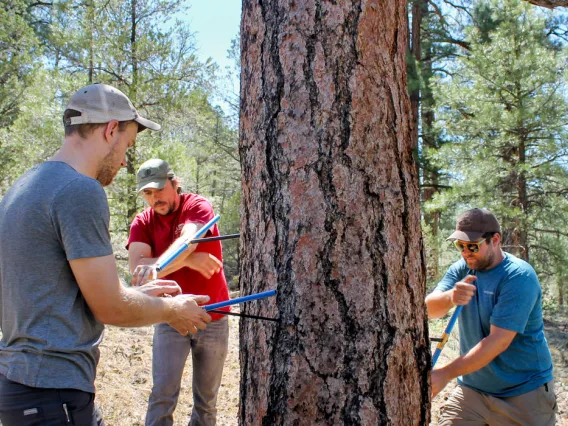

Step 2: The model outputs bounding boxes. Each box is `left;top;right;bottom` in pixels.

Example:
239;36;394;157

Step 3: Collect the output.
0;0;242;283
0;69;82;192
0;0;41;128
429;0;568;302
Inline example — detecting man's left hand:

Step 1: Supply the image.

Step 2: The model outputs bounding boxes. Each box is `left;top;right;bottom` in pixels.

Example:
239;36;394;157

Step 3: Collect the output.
135;279;182;297
132;264;158;286
431;368;451;398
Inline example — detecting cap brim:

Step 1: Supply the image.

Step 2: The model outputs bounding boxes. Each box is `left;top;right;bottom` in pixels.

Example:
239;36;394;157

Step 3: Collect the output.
135;116;161;132
137;178;168;193
447;230;485;241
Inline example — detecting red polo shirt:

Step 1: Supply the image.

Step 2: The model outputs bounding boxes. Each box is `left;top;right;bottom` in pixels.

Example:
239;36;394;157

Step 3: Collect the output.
127;193;230;320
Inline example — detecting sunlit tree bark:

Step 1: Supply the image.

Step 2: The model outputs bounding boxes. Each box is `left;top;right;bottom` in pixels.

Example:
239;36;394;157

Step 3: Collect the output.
239;1;430;424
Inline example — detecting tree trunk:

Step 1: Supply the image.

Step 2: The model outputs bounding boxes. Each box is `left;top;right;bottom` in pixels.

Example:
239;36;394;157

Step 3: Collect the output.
526;0;568;7
409;0;423;160
126;0;139;222
239;1;430;425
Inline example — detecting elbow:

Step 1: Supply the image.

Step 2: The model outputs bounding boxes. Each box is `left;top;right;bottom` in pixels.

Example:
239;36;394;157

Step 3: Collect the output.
91;308;122;325
89;301;129;326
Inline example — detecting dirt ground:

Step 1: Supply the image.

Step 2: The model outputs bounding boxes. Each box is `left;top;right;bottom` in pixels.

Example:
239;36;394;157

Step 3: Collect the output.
95;308;568;426
429;309;568;425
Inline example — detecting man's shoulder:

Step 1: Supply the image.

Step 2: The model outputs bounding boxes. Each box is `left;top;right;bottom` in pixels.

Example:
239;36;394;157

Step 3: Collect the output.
7;162;104;206
181;192;212;207
498;253;540;289
132;206;154;224
503;253;537;275
449;257;468;273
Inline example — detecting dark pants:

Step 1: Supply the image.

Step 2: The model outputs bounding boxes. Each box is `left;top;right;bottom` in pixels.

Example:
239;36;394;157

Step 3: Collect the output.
0;374;104;426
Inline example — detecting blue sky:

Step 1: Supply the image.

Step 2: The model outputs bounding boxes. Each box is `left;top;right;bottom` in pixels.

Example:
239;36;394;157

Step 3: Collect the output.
186;0;242;72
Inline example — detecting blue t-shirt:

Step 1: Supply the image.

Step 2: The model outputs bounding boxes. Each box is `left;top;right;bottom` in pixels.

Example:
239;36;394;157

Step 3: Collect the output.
435;253;553;397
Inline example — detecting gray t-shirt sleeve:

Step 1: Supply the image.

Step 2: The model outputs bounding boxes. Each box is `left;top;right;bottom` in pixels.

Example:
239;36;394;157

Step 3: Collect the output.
51;177;113;260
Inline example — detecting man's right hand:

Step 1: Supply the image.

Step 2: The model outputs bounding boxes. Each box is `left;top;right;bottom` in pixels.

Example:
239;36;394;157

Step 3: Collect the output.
167;294;212;336
450;275;477;305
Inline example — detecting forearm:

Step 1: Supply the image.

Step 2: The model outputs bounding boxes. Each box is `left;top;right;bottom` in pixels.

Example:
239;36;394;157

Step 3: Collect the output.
100;286;173;326
436;333;512;380
425;290;454;319
134;252;190;277
152;223;203;271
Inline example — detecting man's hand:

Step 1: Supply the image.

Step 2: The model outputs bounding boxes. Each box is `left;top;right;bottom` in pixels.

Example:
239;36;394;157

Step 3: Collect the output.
431;368;452;398
131;264;159;286
135;280;182;298
167;294;212;336
451;275;477;306
185;252;223;279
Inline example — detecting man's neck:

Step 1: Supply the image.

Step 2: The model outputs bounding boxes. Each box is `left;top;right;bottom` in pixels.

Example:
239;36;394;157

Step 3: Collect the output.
50;138;100;180
488;249;506;270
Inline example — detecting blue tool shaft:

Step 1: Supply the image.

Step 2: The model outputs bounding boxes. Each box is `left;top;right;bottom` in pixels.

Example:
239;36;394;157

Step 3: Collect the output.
432;305;462;368
157;215;220;271
204;290;277;311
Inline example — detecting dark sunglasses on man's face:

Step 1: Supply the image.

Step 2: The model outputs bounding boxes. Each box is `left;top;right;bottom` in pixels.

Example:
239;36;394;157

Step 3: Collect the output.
454;239;486;253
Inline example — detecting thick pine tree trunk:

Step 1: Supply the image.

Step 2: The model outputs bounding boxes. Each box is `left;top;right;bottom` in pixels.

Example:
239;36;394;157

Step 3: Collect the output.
239;1;430;425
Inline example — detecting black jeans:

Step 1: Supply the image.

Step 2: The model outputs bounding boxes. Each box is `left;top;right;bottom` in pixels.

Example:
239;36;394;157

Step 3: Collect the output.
0;374;104;426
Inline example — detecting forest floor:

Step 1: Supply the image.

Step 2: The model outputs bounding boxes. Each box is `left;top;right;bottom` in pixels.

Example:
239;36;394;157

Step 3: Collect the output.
95;307;568;425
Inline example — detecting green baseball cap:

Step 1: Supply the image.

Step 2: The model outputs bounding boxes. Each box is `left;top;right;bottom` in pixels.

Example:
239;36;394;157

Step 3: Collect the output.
136;159;175;193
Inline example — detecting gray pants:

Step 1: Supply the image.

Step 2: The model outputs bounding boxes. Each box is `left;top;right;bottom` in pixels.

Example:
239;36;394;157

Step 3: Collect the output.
145;317;229;426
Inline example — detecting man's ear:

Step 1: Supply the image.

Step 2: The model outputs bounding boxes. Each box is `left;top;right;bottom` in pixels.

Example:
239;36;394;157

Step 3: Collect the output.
493;233;501;245
103;120;120;144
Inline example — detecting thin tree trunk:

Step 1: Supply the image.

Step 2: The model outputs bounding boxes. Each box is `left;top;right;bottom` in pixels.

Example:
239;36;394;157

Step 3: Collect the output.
239;1;430;425
126;0;138;221
409;0;423;162
87;0;95;83
517;139;529;261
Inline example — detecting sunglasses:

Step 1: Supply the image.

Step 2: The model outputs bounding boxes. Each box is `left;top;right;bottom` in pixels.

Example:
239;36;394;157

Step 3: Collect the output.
453;239;486;253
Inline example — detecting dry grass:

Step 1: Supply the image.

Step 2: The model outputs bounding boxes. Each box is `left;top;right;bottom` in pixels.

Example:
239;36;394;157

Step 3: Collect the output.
96;315;241;426
1;307;564;425
96;309;567;426
430;310;568;426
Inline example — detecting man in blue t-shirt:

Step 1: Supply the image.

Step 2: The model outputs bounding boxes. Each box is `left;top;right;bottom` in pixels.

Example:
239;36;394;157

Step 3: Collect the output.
426;208;556;425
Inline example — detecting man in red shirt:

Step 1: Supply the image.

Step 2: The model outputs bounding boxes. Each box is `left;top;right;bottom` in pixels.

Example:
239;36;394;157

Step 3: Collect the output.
127;158;230;426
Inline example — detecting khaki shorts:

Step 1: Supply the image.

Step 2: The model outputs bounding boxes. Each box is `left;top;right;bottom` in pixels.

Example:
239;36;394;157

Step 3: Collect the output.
439;380;557;426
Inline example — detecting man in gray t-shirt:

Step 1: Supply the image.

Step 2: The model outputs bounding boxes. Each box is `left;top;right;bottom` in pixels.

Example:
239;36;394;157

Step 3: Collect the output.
0;84;212;426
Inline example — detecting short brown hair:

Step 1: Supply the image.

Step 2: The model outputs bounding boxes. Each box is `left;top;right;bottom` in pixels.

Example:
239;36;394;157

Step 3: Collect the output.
63;109;136;138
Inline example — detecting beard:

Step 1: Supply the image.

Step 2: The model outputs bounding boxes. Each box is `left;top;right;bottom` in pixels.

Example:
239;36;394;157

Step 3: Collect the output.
465;249;496;271
96;146;121;186
153;200;176;216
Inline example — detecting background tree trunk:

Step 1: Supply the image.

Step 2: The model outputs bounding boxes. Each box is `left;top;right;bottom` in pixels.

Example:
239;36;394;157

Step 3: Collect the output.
239;1;430;424
527;0;568;7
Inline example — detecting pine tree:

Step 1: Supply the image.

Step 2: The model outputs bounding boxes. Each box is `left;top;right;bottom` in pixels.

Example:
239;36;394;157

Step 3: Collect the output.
431;0;568;301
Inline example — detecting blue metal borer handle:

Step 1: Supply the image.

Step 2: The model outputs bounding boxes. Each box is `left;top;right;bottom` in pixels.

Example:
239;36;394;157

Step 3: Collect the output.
203;290;277;311
156;215;220;272
432;305;462;368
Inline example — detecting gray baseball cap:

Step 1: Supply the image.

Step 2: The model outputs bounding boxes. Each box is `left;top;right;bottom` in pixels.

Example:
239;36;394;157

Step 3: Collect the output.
136;159;175;192
447;208;501;241
65;83;161;132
